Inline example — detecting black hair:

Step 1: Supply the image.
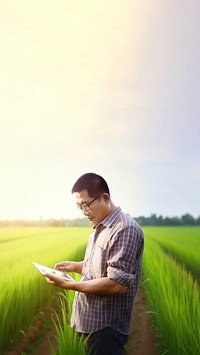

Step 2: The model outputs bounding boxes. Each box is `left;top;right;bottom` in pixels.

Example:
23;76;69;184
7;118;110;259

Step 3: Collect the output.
71;173;110;197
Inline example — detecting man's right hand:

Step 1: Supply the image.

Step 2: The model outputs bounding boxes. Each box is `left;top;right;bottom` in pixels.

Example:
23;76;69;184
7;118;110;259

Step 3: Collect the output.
54;261;83;274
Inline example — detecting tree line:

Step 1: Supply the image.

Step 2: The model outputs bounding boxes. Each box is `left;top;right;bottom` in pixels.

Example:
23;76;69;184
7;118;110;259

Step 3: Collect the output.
0;213;199;227
135;213;200;226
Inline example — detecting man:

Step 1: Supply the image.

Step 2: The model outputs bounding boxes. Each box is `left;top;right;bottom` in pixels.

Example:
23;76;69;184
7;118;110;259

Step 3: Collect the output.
46;172;144;355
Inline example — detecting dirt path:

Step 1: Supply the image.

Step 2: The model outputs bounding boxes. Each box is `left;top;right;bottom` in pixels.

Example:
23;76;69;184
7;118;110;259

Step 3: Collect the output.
126;287;160;355
5;286;161;355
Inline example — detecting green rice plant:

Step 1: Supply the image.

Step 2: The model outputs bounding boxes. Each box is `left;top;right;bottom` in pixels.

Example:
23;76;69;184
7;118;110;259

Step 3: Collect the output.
142;238;200;355
0;227;90;353
50;294;87;355
0;265;54;352
50;271;91;355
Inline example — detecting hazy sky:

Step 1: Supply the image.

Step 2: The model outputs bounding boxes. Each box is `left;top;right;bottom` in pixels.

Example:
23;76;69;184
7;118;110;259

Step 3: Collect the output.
0;0;200;220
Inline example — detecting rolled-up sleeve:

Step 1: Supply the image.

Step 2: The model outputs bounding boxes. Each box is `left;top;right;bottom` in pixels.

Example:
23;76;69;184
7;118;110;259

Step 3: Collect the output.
107;226;144;286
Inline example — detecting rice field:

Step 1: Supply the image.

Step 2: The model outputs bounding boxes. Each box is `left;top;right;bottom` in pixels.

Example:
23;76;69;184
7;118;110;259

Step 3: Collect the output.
0;226;200;354
142;226;200;355
0;227;90;353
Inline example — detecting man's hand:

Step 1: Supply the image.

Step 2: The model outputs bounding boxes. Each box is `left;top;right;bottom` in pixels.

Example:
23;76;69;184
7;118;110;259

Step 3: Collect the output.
45;273;74;288
54;261;83;274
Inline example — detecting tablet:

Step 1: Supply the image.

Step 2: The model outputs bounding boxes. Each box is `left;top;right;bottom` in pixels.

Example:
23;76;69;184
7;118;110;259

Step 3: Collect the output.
32;262;75;281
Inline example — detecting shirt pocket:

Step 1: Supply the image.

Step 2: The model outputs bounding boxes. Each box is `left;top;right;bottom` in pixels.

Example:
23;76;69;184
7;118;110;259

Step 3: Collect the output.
89;243;108;278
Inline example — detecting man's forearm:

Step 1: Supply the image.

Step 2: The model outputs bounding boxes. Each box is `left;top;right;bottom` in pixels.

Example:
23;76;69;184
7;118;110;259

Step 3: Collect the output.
64;277;127;295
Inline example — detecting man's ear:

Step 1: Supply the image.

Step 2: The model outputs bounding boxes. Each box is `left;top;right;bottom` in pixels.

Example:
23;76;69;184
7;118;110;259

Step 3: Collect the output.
102;193;110;202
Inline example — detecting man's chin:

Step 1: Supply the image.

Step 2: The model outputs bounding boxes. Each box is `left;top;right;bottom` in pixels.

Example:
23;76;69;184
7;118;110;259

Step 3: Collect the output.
87;216;94;223
87;217;96;226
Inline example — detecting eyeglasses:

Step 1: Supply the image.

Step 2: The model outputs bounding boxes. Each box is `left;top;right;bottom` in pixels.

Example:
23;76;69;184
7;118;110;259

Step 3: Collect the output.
76;195;100;212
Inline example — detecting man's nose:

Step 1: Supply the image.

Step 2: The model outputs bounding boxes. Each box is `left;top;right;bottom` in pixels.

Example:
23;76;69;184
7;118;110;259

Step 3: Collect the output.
83;209;90;216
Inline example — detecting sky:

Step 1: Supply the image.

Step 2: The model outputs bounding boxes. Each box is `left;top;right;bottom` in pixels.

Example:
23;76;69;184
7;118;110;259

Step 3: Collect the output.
0;0;200;220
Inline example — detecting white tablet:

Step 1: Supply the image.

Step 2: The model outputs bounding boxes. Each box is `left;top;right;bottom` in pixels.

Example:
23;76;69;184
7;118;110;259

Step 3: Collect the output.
32;262;75;281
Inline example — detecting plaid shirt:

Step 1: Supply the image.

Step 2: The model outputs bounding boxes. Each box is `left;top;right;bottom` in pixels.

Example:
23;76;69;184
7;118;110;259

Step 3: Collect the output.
71;207;144;334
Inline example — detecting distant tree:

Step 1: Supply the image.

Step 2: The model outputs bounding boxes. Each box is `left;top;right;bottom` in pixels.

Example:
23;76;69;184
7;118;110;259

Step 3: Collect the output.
181;214;195;225
150;214;157;225
157;215;164;225
170;217;182;226
196;216;200;225
163;217;172;226
135;216;147;226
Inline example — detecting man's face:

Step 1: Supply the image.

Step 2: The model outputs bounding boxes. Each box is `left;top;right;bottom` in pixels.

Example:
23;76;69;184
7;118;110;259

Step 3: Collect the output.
74;189;110;226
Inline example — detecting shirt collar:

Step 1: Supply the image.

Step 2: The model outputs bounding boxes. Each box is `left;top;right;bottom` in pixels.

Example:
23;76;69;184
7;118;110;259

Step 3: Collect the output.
94;207;121;229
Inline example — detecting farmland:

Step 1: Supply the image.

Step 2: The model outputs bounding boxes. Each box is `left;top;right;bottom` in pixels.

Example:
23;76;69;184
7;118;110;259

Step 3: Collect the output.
142;226;200;355
0;227;90;354
0;226;200;354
